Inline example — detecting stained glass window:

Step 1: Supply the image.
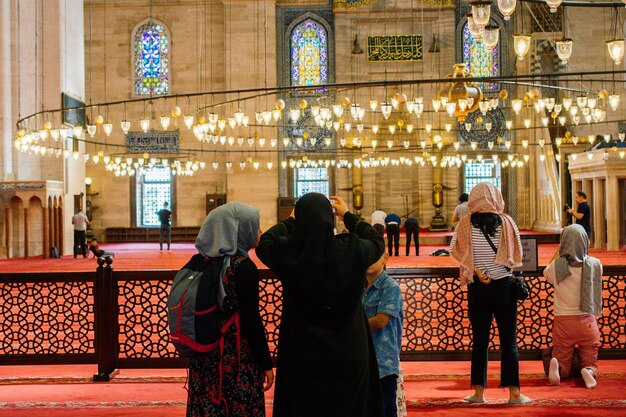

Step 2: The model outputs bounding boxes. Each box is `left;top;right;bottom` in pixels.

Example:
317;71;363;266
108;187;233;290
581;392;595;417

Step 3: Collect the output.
136;167;172;226
290;19;328;87
464;162;501;193
294;168;329;197
133;21;170;95
462;24;499;90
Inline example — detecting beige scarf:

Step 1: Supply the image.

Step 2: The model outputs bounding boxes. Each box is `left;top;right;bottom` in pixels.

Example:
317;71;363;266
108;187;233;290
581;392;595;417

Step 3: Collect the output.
451;182;523;287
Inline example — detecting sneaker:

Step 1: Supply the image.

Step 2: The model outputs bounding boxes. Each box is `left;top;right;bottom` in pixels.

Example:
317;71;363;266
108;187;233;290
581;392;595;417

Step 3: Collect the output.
463;395;485;403
581;368;597;389
549;357;561;386
508;394;531;405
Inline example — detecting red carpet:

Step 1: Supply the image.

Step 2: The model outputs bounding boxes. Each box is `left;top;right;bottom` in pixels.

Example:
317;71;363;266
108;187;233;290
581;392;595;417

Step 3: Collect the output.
1;241;625;273
0;361;624;416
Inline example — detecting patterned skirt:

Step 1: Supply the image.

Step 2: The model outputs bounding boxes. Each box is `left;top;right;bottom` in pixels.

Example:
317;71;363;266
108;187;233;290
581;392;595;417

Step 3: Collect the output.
186;332;265;417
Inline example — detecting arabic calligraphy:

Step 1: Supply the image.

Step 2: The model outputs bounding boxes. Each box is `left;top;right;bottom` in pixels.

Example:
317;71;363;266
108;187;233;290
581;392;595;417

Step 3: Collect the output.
367;35;423;62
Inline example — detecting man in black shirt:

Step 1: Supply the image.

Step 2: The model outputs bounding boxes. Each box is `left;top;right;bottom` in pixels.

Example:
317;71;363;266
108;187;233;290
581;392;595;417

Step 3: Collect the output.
566;191;591;239
158;202;172;250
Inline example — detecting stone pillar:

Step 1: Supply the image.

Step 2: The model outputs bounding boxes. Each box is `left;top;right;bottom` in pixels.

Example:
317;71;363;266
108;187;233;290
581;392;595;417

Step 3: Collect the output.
5;207;11;258
1;0;13;181
592;178;605;250
606;176;620;251
23;207;28;258
43;205;49;259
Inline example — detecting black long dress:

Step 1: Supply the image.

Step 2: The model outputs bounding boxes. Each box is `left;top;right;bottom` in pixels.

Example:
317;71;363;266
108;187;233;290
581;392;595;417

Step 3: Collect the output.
256;200;385;417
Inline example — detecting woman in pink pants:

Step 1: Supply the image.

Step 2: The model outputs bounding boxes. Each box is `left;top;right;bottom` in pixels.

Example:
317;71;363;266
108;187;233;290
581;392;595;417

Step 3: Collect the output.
543;224;603;389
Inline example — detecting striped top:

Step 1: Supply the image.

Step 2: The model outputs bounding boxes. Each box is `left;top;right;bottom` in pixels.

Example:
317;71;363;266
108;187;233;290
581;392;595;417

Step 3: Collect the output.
449;223;522;281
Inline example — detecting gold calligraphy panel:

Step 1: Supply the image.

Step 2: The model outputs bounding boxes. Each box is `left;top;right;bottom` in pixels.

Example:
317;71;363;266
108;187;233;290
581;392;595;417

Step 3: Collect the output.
367;35;423;62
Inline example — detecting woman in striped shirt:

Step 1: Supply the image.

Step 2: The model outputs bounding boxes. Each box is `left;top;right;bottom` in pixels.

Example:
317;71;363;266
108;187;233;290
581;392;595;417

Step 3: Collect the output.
449;182;530;405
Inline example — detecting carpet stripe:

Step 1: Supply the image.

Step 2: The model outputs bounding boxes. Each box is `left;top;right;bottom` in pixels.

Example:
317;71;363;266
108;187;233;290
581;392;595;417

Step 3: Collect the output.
406;399;626;408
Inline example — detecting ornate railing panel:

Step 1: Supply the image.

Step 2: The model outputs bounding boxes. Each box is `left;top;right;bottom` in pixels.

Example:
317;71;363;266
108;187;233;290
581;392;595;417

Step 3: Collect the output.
0;274;95;361
1;265;624;379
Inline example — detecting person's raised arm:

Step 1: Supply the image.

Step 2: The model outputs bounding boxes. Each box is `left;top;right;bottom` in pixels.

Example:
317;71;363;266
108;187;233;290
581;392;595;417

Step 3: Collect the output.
331;195;384;265
256;216;295;270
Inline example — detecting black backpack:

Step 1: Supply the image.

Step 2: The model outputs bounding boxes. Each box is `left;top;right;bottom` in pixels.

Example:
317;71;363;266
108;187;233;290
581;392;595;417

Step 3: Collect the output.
49;246;60;258
167;254;240;358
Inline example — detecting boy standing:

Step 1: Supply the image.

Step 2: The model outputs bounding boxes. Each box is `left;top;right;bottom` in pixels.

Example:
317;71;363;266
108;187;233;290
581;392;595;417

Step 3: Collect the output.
363;252;404;417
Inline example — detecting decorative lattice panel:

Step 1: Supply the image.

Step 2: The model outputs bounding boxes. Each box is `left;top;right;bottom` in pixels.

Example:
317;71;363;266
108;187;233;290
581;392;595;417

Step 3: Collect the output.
0;281;94;354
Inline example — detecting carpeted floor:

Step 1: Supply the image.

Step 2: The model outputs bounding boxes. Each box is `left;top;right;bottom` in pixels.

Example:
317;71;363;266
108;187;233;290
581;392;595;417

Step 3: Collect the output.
1;240;625;273
0;361;624;416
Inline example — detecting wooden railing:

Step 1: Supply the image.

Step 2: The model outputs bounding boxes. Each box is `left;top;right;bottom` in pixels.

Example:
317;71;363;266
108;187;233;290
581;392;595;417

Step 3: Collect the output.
1;259;624;381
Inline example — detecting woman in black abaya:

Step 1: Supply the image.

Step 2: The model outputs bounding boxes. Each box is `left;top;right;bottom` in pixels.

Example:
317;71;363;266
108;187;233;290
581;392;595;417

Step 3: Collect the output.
256;193;385;417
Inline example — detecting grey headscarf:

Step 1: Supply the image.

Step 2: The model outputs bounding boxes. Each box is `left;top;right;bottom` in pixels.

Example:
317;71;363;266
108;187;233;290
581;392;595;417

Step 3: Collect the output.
195;202;260;258
555;224;603;315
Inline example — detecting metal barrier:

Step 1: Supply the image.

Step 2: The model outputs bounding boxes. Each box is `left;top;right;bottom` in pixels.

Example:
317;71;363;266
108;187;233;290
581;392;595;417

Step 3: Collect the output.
1;258;624;381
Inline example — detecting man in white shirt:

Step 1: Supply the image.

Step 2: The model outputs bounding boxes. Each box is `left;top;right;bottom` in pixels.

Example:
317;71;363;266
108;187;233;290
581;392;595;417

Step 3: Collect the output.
371;209;386;238
72;208;90;258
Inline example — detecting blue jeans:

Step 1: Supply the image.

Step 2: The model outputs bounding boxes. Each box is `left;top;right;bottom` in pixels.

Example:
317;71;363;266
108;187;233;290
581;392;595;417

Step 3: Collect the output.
380;374;398;417
467;276;520;387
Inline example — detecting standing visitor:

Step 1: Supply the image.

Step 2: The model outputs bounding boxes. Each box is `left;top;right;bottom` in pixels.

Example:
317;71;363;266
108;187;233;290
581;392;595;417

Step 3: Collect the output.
372;209;387;238
72;208;90;258
403;217;419;256
158;202;172;251
451;193;469;223
256;193;385;417
566;191;592;239
363;252;403;417
449;182;530;405
385;212;401;257
543;224;602;389
186;203;274;417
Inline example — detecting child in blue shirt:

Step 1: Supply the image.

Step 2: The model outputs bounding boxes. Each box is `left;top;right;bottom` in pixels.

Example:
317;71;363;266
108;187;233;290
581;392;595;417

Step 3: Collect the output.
363;252;404;417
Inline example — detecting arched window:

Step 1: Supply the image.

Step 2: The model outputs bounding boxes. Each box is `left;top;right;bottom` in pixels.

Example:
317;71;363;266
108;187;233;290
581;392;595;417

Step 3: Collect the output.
136;167;172;226
462;24;499;90
290;19;328;86
132;20;170;95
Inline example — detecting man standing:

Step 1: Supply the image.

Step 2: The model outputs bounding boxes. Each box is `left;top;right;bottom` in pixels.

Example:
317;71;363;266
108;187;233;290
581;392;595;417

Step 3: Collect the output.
371;209;387;238
385;212;401;257
72;208;90;258
158;202;172;250
567;191;591;239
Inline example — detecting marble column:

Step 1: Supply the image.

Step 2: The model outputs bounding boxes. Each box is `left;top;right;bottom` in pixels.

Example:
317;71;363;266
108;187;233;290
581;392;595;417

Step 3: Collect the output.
592;178;605;250
606;176;620;251
1;0;13;181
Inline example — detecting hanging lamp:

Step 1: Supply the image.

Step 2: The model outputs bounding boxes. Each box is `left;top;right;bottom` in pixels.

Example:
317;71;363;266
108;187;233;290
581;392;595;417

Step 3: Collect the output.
497;0;517;20
607;6;625;65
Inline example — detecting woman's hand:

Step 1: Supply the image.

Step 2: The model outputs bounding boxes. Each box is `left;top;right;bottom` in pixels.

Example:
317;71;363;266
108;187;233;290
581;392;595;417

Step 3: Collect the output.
263;369;275;391
330;195;349;220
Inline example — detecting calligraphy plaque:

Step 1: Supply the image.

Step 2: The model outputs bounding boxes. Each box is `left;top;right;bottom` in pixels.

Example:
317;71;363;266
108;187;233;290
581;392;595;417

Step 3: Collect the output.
367;35;423;62
125;130;180;153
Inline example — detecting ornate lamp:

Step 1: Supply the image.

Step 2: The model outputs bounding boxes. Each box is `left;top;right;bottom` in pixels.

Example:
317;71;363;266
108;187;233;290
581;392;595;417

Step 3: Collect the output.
482;25;500;48
555;38;574;64
497;0;517;20
545;0;563;13
607;38;625;64
437;64;483;124
470;1;492;30
513;34;532;60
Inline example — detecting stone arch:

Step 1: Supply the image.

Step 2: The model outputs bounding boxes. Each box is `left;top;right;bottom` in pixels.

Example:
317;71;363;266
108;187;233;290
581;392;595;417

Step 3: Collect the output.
531;39;565;74
8;196;24;258
28;196;44;257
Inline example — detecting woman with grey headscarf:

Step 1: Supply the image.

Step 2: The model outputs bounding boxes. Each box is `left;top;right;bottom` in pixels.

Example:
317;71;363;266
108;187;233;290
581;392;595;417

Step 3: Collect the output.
543;224;603;389
187;203;274;417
